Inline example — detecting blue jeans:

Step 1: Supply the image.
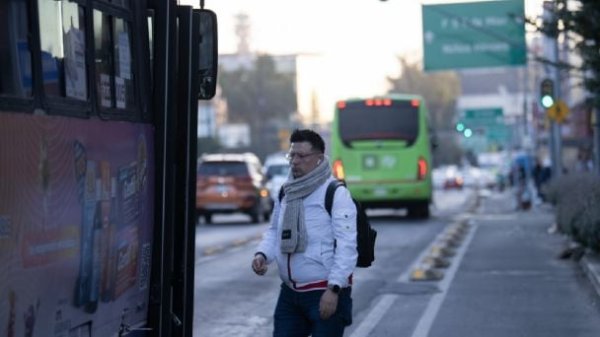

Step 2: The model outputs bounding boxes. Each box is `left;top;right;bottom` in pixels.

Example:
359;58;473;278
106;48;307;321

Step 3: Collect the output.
273;283;352;337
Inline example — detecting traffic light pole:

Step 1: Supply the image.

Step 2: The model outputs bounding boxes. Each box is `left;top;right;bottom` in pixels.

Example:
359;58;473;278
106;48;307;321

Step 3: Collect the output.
543;1;563;178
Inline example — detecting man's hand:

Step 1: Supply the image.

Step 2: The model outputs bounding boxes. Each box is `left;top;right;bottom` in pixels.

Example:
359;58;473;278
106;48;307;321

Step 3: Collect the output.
251;254;268;275
319;289;339;320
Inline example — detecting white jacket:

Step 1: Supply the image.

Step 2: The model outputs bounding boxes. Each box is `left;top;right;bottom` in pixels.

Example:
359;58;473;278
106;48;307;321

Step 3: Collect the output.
256;177;358;291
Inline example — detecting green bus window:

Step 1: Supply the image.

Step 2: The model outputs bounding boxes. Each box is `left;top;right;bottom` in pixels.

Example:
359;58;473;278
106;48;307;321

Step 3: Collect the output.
0;0;32;97
339;102;419;145
93;10;135;110
38;0;88;100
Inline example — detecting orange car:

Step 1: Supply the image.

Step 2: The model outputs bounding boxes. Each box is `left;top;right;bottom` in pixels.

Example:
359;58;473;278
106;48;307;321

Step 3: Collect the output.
196;153;272;224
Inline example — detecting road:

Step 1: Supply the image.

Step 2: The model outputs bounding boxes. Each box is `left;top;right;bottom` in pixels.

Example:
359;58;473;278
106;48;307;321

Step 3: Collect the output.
192;188;600;336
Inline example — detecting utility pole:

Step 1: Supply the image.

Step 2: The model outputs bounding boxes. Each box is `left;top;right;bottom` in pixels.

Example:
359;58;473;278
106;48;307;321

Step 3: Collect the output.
595;105;600;175
542;1;563;178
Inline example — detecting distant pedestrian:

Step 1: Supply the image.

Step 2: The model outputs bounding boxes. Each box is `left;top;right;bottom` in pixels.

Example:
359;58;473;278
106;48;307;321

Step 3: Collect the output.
251;129;357;337
532;157;551;201
573;146;593;173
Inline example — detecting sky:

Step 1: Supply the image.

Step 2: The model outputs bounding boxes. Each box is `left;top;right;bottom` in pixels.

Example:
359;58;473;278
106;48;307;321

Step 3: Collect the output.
181;0;545;122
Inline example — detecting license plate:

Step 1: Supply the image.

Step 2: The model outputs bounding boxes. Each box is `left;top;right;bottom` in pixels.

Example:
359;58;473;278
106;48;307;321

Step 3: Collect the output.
373;187;387;196
204;203;237;210
215;184;230;193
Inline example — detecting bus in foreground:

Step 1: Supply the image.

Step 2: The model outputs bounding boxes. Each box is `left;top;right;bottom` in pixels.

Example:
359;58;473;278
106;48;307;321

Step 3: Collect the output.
0;1;217;336
330;95;433;218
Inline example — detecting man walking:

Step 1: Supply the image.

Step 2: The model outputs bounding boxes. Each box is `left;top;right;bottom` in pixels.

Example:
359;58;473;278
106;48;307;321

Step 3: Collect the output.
251;129;357;337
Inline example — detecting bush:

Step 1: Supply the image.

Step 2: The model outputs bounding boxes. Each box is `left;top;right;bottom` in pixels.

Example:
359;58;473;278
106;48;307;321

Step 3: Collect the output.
544;173;600;252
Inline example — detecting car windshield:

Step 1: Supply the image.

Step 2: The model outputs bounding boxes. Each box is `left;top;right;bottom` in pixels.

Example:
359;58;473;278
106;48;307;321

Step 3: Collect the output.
266;164;289;177
198;161;248;176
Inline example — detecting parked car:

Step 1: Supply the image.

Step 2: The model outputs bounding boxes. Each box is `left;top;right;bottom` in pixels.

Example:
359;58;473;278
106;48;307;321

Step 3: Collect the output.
196;153;272;224
263;153;290;204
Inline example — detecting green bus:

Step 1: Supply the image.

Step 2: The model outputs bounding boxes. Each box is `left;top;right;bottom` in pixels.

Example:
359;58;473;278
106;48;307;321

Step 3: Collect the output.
330;95;433;218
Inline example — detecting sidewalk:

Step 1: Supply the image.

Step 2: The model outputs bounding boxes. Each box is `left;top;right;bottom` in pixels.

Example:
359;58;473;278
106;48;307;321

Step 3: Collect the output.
477;188;600;301
350;189;600;337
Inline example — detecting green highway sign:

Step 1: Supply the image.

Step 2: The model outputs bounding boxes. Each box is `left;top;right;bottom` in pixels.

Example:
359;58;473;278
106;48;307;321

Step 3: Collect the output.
422;0;526;71
485;126;510;142
460;107;509;143
463;107;504;125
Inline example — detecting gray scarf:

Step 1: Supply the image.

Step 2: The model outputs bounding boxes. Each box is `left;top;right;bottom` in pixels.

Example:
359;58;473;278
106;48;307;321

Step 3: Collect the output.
280;157;331;253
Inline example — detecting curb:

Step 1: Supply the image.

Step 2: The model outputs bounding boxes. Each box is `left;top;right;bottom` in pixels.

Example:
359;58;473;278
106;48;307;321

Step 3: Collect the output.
410;190;479;282
580;252;600;300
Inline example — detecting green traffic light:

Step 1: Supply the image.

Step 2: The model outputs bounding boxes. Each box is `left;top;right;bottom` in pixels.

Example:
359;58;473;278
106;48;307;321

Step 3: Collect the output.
540;79;554;108
456;122;465;132
541;95;554;108
464;128;473;138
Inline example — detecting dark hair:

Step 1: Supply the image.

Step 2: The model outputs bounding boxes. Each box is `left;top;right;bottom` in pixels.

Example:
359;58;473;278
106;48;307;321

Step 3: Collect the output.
289;129;325;153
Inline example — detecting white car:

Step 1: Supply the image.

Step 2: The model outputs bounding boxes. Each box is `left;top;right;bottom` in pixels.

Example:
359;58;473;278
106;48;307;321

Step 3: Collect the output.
263;153;290;203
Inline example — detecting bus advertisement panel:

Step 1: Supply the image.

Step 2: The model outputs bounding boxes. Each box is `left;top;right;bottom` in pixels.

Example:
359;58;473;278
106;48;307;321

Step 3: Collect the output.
330;95;433;218
0;112;154;337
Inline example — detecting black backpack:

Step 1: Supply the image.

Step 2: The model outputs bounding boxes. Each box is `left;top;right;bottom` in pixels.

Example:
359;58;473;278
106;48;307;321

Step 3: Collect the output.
278;180;377;268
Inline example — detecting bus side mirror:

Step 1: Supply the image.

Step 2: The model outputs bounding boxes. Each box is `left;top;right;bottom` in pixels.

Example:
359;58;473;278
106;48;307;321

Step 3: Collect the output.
195;9;218;100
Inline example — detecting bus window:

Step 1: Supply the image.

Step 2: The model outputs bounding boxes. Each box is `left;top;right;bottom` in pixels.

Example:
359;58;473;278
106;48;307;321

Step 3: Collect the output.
147;12;154;86
38;0;88;100
113;18;135;109
110;0;131;8
339;101;419;146
0;0;32;97
93;10;136;110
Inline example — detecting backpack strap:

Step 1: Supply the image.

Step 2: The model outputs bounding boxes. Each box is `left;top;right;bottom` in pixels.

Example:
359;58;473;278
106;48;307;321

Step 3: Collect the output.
325;180;346;216
278;186;285;202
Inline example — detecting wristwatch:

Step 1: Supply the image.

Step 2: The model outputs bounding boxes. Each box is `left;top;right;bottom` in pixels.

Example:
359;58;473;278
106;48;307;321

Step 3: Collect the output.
328;284;341;294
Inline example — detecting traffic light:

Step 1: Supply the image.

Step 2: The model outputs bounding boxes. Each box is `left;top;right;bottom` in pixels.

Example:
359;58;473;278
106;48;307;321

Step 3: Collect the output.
540;78;555;108
455;122;465;132
463;128;473;138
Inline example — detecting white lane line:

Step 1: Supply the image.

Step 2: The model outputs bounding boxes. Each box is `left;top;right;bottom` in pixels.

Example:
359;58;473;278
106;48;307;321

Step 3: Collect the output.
409;222;478;337
348;294;398;337
350;220;464;337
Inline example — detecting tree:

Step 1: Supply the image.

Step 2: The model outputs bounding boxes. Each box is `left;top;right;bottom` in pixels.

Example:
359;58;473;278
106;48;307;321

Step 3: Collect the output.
548;0;600;173
220;55;296;123
197;137;222;156
386;58;463;165
556;0;600;106
218;55;297;158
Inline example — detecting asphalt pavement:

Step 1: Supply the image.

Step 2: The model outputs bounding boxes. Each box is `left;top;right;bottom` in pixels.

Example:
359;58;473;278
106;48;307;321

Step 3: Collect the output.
194;188;600;336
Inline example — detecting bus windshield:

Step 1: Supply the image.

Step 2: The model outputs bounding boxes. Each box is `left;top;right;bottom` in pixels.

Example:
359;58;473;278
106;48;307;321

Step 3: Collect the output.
338;100;419;146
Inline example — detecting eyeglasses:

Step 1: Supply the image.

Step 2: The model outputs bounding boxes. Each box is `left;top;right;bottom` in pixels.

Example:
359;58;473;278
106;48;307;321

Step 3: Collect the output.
285;152;319;160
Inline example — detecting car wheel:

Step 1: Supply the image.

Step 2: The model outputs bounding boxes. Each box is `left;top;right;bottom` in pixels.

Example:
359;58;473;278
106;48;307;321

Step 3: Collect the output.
419;203;431;219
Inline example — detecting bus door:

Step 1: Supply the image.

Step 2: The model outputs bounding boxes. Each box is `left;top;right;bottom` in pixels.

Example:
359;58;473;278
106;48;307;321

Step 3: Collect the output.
169;6;218;337
149;3;217;337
